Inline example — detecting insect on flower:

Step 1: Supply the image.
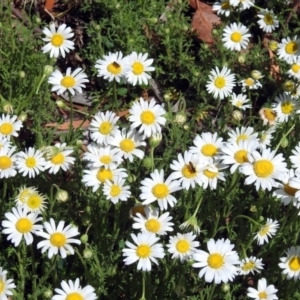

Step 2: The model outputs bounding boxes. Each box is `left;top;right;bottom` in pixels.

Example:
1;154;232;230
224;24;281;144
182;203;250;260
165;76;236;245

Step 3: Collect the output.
188;161;196;173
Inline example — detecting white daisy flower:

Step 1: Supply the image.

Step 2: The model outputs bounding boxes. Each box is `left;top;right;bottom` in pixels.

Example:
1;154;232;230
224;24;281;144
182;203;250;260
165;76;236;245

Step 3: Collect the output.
52;278;97;300
240;77;262;92
128;97;166;138
36;218;81;259
2;206;43;247
125;52;155;86
122;232;165;271
222;23;251;51
189;132;224;163
110;128;146;162
272;93;299;123
44;143;75;174
290;142;300;173
257;127;276;151
139;169;182;210
277;36;300;64
15;186;38;207
253;218;279;245
0;146;17;178
198;161;227;190
257;9;279;33
279;246;300;280
206;66;236;100
259;107;278;126
240;148;288;191
82;144;123;169
169;151;204;190
102;176;131;204
192;238;240;284
0;268;16;300
247;278;278;300
88;111;120;145
212;0;232;16
16;147;46;178
22;191;48;213
167;232;200;262
229;93;252;110
238;256;264;275
0;114;23;139
95;51;129;83
82;165;127;192
287;57;300;79
227;126;259;145
48;67;89;95
220;140;257;174
229;0;254;10
42;23;74;58
132;206;174;235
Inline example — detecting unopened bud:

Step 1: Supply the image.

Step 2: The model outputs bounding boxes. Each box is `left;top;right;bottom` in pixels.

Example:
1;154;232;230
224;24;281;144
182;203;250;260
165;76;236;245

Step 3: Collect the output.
232;110;243;121
18;71;26;78
127;173;137;183
2;101;13;114
80;234;89;244
282;80;295;92
82;213;91;226
221;283;230;293
43;290;53;299
83;248;93;259
280;136;289;148
56;190;69;202
56;100;68;109
18;112;27;122
251;70;264;80
43;65;53;77
174;112;187;125
149;133;162;148
269;40;278;51
164;93;171;101
238;54;246;64
148;17;158;24
183;124;189;131
35;17;42;24
142;157;153;169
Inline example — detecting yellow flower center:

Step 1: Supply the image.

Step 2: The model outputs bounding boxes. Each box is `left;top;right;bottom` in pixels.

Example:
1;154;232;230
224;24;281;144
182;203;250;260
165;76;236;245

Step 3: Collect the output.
242;261;255;271
100;155;112;164
244;78;254;86
262;108;277;121
203;169;218;179
132;62;144;75
0;123;13;135
234;149;249;163
214;77;226;89
27;194;42;209
96;168;113;183
259;225;270;236
60;76;76;88
281;102;294;114
120;139;135;153
136;244;151;258
0;280;4;293
51;33;64;47
236;134;248;143
107;62;122;75
258;292;267;299
253;159;274;178
66;293;84;300
145;219;161;233
201;144;218;157
231;32;242;43
235;100;243;107
288;256;300;271
291;63;300;73
110;185;121;197
263;14;274;25
140;110;155;125
152;183;169;199
207;253;224;269
176;240;190;254
26;157;37;168
50;232;66;247
0;156;12;169
99;121;112;135
284;184;299;196
221;1;230;9
51;153;65;165
285;41;298;55
182;164;197;178
16;218;33;233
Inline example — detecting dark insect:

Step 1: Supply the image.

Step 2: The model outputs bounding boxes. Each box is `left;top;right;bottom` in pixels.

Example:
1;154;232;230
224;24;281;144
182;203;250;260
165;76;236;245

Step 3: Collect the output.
112;61;120;68
188;161;196;173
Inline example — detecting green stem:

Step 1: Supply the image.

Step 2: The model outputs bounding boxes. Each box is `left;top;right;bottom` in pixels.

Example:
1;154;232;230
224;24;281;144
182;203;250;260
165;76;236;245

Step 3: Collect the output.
68;93;74;140
140;272;146;300
17;241;27;298
233;215;262;227
274;124;295;152
207;283;216;300
113;80;118;114
30;244;37;292
192;195;203;217
150;147;155;171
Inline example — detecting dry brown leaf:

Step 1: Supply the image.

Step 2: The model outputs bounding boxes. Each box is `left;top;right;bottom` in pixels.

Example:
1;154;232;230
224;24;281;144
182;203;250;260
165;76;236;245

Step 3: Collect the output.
286;0;300;23
190;0;221;44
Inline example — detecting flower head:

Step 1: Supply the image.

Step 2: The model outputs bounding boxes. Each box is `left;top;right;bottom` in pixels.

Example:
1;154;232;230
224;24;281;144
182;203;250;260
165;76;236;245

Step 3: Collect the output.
277;36;300;64
0;267;16;300
0;114;23;140
279;246;300;280
254;218;279;245
257;9;279;33
222;23;251;51
247;278;278;300
238;256;264;275
103;176;131;204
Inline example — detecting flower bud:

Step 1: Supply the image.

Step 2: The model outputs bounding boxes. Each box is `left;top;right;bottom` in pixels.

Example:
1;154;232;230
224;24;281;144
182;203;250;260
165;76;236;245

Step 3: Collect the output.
83;248;93;259
18;112;27;122
43;290;53;299
2;101;13;114
148;17;158;24
174;112;187;125
76;140;83;147
56;190;69;202
82;213;91;226
237;54;246;64
149;133;162;148
127;173;137;183
251;70;264;80
221;283;230;293
269;40;278;51
43;65;53;77
232;110;243;121
183;124;189;131
80;234;89;244
56;100;68;109
280;136;289;148
18;71;26;78
142;157;153;169
164;93;171;101
282;80;295;92
35;17;42;24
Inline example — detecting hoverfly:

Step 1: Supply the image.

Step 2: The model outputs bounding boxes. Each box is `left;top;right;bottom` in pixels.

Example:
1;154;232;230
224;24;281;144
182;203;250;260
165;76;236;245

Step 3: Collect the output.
112;61;120;68
187;161;196;173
